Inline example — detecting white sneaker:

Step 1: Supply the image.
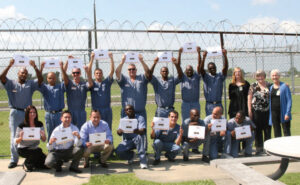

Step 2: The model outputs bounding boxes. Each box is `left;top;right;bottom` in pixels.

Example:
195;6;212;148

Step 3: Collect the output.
140;163;148;169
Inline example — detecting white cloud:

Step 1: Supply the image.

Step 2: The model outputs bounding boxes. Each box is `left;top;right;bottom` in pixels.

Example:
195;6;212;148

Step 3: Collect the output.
251;0;276;5
0;5;26;19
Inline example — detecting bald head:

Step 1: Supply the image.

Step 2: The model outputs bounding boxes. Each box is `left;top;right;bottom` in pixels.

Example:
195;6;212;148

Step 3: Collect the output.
190;108;200;122
212;106;223;119
47;72;57;86
18;68;28;84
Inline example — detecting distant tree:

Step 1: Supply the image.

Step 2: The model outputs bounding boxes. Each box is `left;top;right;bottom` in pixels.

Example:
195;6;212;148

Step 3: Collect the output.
288;67;299;76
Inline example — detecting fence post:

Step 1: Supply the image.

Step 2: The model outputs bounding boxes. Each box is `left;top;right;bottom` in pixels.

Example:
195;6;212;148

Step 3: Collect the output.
262;56;265;72
220;33;227;119
254;50;258;72
289;46;295;95
38;56;43;110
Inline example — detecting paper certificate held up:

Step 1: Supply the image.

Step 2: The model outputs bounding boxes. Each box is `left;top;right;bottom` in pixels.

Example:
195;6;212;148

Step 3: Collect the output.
55;127;73;144
182;42;197;53
23;127;40;140
153;117;169;130
157;52;172;62
94;49;109;60
206;46;222;57
120;119;138;133
44;58;60;68
89;132;106;145
188;125;205;139
211;119;227;132
125;52;139;63
13;54;30;67
235;125;252;139
68;58;84;70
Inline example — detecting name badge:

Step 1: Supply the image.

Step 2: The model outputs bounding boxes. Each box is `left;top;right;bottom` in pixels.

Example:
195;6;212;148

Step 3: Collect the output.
71;87;77;90
276;90;280;96
125;84;130;87
94;87;99;91
239;86;243;91
162;131;168;135
12;89;17;93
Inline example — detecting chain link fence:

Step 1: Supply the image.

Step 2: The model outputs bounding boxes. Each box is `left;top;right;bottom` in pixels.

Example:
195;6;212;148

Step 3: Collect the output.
0;18;299;156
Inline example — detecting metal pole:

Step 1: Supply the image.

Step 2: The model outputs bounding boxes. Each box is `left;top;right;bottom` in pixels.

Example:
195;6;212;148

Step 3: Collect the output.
290;46;295;95
220;33;227;119
262;56;265;72
93;0;99;69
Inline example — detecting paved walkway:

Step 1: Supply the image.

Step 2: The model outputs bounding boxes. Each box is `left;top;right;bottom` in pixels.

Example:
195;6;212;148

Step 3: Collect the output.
1;155;300;185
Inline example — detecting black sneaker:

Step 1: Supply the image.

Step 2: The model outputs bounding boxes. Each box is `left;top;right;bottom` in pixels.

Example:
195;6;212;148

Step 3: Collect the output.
99;161;108;168
202;155;210;163
69;167;82;173
152;159;160;165
183;156;189;161
192;149;201;154
55;165;62;172
8;162;17;169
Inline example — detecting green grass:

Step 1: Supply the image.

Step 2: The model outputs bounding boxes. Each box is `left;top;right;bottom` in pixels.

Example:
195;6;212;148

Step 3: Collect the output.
280;172;300;185
82;173;215;185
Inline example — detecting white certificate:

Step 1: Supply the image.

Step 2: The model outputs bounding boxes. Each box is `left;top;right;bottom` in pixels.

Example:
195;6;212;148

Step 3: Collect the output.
13;54;30;67
23;127;40;140
55;127;73;144
183;42;197;53
125;52;139;63
44;58;60;68
188;125;205;139
68;58;84;70
120;119;138;133
89;132;106;146
94;49;109;60
206;46;222;57
235;125;252;139
157;52;172;62
211;119;227;132
153;117;169;130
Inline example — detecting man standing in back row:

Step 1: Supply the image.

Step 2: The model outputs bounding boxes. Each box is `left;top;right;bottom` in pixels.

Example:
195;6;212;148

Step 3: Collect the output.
0;58;43;168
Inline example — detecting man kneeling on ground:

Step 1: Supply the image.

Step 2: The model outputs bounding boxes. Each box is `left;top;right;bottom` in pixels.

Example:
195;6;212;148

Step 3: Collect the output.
151;110;183;165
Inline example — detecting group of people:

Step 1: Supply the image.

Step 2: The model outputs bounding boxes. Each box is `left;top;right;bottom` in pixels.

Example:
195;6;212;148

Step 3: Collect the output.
0;46;292;173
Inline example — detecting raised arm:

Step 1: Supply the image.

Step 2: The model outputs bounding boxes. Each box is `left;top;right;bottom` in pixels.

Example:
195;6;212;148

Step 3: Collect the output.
199;51;207;76
40;61;45;74
0;59;14;84
139;54;151;80
222;49;229;76
29;60;43;85
172;57;183;79
196;47;202;74
115;54;125;81
108;52;115;79
60;61;69;86
84;65;93;88
149;57;159;81
87;52;95;87
177;47;183;66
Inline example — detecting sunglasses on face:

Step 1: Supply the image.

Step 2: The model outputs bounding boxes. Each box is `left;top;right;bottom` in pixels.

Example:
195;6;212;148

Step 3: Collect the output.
72;72;80;75
128;68;136;71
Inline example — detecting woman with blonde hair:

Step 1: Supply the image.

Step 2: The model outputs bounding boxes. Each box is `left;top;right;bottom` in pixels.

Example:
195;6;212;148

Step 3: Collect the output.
228;67;250;118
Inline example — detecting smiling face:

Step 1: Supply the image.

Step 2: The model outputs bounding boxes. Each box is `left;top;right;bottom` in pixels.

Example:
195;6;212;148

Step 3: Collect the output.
160;67;169;79
190;109;200;122
256;74;265;84
185;65;194;77
125;105;135;118
235;112;245;125
28;108;37;121
127;64;137;79
72;68;81;82
271;71;280;84
208;63;217;76
234;69;242;81
212;107;222;119
61;112;72;127
90;111;101;126
168;112;178;127
94;69;103;82
47;72;56;86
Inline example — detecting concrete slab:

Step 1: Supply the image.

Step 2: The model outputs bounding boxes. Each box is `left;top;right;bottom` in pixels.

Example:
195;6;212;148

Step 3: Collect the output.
0;171;26;185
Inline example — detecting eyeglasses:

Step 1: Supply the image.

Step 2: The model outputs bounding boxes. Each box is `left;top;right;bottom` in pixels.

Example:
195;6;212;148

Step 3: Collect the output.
128;68;136;71
72;72;80;75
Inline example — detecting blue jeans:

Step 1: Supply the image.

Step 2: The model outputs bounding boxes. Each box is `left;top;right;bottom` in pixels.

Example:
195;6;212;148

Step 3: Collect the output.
45;112;61;140
9;109;25;163
115;135;147;165
181;101;200;125
152;139;180;160
69;110;86;130
229;134;254;158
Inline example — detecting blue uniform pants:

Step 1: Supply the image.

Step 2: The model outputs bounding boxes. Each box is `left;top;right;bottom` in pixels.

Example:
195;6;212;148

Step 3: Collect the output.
45;112;61;140
96;107;113;130
155;107;174;118
181;101;200;124
207;132;231;159
229;134;254;158
69;110;86;130
152;139;180;160
115;135;147;165
9;109;25;163
182;140;205;158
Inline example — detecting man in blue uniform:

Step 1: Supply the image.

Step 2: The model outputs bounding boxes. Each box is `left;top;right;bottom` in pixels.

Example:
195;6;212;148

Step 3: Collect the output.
179;46;202;154
199;49;228;116
151;110;183;165
115;105;148;169
87;52;114;129
0;58;43;168
149;57;183;117
62;57;93;129
39;61;65;140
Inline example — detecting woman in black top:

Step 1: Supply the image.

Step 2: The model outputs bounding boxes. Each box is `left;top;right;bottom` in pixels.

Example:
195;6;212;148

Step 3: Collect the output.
228;67;250;118
15;105;48;171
